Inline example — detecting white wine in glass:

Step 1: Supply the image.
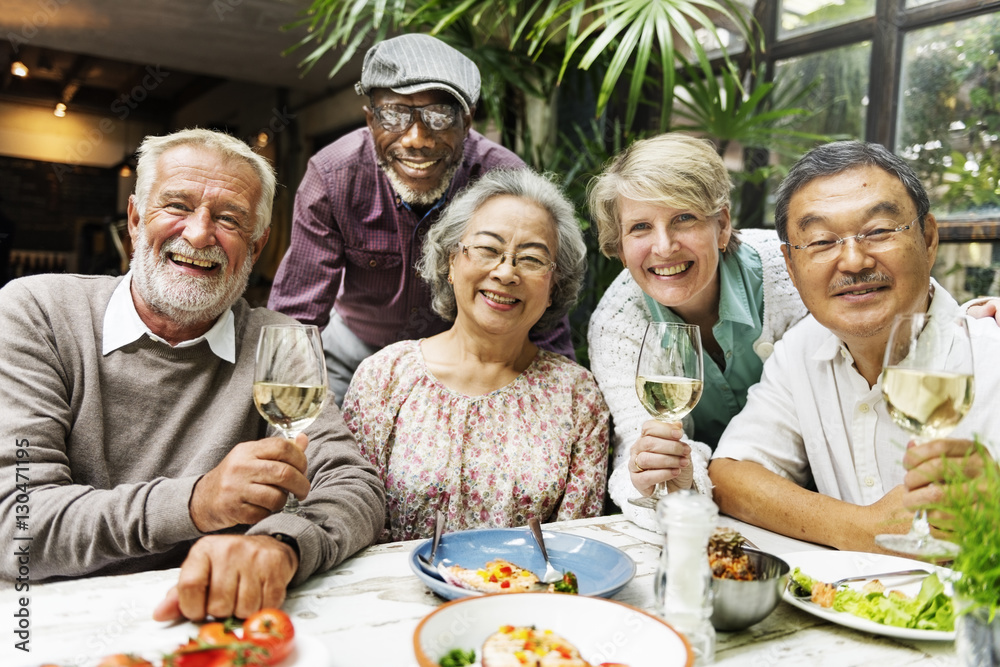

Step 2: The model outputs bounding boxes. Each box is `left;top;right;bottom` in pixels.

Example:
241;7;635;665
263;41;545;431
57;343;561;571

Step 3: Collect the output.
253;324;329;515
629;322;704;510
876;313;975;558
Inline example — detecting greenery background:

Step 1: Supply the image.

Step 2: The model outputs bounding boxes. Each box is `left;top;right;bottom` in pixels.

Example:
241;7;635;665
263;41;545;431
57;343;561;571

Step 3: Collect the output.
285;0;1000;363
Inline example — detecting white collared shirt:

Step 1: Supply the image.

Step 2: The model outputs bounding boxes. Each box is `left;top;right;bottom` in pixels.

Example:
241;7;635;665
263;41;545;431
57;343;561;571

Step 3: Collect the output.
713;280;1000;505
102;272;236;362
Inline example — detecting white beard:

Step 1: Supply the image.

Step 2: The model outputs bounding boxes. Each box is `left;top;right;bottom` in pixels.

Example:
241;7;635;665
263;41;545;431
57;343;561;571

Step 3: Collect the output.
130;222;254;328
378;158;460;207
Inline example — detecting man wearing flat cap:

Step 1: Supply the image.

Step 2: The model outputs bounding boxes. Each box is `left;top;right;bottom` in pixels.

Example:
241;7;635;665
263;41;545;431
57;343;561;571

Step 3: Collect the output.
269;34;574;402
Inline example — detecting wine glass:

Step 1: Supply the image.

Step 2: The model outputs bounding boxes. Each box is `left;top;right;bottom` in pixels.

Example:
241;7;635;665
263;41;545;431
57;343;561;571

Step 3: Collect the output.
253;324;329;515
876;313;975;557
628;321;704;510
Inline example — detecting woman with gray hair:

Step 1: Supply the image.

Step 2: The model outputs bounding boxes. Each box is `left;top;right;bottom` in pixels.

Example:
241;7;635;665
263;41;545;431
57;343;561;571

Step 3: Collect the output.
342;168;609;542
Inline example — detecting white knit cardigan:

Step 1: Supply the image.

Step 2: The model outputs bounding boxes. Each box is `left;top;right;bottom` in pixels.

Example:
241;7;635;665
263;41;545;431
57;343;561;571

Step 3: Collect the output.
587;228;808;531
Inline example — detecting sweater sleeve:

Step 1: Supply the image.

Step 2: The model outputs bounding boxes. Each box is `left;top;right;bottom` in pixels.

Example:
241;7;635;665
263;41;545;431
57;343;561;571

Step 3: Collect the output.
247;397;385;587
0;280;204;581
587;270;712;532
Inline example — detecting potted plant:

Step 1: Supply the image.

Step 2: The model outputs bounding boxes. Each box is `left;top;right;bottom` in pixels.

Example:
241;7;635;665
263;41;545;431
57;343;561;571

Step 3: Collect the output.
931;440;1000;665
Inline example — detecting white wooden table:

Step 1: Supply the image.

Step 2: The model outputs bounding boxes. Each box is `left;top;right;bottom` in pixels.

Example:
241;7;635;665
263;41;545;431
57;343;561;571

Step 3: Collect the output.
2;514;958;666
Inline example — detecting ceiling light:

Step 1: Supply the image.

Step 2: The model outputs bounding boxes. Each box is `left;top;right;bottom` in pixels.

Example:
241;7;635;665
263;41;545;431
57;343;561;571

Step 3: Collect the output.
54;102;67;118
119;164;132;178
257;132;269;148
11;61;28;77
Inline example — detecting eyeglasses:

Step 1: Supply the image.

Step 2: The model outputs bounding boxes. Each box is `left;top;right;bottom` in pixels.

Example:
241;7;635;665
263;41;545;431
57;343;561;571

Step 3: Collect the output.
372;103;460;133
784;218;918;263
458;242;556;276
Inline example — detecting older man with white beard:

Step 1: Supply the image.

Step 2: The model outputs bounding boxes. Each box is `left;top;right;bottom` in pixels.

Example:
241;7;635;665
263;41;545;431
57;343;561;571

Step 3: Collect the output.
0;128;385;622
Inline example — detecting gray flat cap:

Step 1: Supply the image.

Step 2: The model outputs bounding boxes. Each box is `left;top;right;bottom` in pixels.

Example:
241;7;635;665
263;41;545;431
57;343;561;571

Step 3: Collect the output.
354;34;480;114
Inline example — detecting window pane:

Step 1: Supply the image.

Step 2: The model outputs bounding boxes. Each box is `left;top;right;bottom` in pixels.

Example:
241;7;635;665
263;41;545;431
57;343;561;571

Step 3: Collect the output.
678;0;754;60
897;13;1000;219
780;0;875;39
763;43;872;222
932;242;998;303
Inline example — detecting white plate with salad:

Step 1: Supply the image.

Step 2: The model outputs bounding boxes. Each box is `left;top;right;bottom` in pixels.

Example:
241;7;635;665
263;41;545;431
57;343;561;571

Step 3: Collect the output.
781;550;956;641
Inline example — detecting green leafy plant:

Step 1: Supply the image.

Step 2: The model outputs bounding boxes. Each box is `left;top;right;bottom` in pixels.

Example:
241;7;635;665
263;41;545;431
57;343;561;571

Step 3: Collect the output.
929;439;1000;621
283;0;753;139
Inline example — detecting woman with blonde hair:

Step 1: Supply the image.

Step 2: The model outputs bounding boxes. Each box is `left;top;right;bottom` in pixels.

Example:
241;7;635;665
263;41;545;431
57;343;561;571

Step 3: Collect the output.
587;133;805;529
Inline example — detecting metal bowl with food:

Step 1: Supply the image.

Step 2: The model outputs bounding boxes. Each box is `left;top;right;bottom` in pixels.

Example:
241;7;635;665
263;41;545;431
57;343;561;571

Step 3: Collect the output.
710;548;790;632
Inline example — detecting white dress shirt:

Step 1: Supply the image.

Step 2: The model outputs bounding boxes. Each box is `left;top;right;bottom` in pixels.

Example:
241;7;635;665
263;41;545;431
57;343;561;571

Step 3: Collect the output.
102;272;236;362
713;280;1000;505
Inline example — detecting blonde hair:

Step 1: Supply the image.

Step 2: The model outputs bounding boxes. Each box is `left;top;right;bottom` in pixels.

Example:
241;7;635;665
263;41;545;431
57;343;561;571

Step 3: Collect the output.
587;133;738;258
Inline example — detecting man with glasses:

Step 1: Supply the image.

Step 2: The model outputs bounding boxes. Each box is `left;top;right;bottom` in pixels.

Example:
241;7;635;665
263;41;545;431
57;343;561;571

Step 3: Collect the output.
268;34;573;403
708;141;999;553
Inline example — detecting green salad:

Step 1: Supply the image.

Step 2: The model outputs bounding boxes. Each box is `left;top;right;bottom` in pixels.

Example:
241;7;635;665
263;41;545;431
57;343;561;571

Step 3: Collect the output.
790;567;955;632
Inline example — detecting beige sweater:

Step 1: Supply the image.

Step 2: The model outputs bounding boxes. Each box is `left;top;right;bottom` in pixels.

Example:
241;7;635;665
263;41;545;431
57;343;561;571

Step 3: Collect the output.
0;274;384;584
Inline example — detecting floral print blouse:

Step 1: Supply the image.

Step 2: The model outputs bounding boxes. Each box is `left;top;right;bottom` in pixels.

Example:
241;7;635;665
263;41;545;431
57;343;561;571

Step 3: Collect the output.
342;340;610;542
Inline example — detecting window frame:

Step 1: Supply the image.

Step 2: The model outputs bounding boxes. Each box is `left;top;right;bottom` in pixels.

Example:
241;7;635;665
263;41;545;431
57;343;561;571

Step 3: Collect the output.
755;0;1000;240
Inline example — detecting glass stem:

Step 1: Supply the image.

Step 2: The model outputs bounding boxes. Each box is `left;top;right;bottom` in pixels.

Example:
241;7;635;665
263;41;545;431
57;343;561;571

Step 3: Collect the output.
909;510;931;539
282;429;302;515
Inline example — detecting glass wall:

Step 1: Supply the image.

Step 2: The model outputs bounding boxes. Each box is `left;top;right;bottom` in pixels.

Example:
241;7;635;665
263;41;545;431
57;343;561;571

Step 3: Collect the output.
897;12;1000;219
755;0;1000;299
779;0;876;38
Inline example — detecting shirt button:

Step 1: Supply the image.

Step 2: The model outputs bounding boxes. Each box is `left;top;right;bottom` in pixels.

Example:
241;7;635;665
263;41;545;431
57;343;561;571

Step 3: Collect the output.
417;228;426;236
725;350;732;359
411;307;418;314
841;349;850;360
864;476;875;487
368;259;377;268
859;403;870;413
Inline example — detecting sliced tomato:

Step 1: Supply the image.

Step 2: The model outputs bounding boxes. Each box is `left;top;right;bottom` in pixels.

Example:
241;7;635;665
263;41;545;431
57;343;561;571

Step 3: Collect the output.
95;656;154;667
163;646;236;667
198;622;240;646
243;608;295;665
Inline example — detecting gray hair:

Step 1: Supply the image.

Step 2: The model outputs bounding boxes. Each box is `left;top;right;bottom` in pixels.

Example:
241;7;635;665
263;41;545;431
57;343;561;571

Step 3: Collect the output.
417;168;586;333
774;140;930;243
133;128;277;241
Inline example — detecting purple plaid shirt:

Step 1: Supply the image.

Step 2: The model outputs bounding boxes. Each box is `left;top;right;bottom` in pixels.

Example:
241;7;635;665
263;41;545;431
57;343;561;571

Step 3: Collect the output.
268;128;575;357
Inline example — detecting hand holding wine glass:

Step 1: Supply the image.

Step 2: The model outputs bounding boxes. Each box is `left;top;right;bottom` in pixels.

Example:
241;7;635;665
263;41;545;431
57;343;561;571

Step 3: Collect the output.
253;324;329;515
876;312;975;557
628;321;704;509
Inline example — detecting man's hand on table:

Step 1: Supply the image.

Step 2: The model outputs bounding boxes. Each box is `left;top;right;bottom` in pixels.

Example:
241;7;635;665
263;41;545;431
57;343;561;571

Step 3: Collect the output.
153;534;298;622
629;419;693;496
190;434;311;532
856;484;918;552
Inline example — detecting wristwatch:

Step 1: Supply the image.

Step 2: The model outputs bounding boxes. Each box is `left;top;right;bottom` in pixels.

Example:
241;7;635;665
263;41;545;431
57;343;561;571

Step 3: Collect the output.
271;533;300;559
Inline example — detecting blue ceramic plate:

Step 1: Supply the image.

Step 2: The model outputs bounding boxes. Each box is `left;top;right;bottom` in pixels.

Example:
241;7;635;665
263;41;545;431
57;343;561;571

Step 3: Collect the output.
408;526;636;601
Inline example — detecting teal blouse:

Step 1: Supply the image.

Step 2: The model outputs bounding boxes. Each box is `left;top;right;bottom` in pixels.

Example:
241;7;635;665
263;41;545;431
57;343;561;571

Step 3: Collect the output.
643;244;765;448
